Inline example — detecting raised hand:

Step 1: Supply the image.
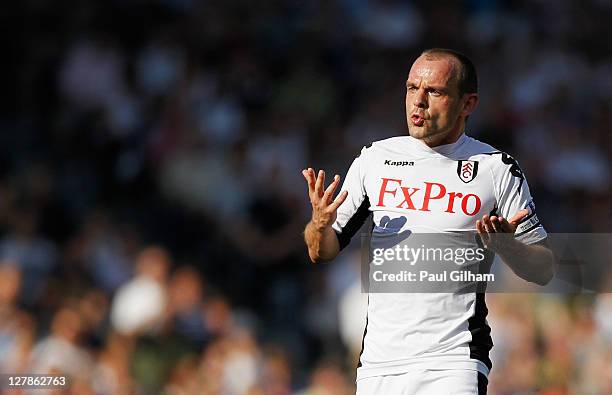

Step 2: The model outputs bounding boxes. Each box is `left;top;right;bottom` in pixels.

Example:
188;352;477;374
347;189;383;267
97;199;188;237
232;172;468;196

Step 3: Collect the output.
476;209;529;251
302;168;348;231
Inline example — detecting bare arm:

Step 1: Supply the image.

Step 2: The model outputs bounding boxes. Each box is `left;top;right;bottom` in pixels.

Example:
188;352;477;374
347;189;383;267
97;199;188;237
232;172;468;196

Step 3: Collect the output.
304;221;340;263
302;168;348;263
477;211;554;286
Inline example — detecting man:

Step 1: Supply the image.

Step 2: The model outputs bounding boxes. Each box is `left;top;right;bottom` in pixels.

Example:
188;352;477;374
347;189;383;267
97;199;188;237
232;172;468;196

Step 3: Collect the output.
302;48;553;394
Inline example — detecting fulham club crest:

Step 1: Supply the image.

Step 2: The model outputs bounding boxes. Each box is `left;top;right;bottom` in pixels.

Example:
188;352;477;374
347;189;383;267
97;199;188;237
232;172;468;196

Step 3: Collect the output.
457;160;479;183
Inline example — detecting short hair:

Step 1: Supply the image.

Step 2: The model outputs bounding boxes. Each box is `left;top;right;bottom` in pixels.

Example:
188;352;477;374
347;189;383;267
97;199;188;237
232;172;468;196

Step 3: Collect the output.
420;48;478;96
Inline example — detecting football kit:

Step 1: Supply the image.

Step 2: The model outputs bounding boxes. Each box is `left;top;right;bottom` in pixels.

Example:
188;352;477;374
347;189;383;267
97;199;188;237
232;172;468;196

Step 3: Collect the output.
356;369;488;395
332;133;546;392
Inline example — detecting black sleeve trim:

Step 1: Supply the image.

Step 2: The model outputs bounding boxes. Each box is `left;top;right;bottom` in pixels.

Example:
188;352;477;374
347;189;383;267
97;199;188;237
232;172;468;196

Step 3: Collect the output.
335;196;371;250
482;151;525;193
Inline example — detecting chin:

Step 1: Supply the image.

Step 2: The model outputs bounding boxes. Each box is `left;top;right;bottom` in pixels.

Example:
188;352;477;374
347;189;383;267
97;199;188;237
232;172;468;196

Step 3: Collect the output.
407;127;430;139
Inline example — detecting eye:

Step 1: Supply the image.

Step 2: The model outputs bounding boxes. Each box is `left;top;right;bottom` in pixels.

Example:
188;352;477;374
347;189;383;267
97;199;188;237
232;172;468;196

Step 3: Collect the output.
429;89;441;96
406;85;417;92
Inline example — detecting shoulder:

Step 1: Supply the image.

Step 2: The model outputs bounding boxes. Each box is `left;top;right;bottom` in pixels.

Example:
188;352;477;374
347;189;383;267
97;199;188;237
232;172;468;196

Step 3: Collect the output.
370;135;411;147
462;137;527;187
359;136;412;157
463;136;522;169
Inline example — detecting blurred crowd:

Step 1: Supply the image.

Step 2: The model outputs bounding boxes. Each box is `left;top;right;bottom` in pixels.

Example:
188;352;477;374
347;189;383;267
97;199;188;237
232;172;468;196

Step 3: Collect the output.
2;0;612;394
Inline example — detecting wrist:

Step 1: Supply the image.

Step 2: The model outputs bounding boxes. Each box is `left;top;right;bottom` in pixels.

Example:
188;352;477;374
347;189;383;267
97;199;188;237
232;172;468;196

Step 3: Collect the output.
492;236;523;256
310;216;332;233
313;222;331;233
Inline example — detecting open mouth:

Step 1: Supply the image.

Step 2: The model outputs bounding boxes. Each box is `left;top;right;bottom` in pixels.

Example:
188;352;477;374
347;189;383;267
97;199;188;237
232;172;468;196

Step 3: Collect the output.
411;114;425;126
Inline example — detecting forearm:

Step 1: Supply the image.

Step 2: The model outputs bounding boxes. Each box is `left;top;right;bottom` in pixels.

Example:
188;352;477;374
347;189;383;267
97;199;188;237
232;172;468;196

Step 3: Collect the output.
304;221;340;263
495;239;554;285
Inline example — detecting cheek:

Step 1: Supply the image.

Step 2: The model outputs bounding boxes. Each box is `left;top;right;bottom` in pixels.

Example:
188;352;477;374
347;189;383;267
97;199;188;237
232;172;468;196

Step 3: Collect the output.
432;100;458;121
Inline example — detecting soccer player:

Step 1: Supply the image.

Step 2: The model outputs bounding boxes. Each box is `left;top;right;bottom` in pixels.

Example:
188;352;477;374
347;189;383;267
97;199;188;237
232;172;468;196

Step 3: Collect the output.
302;48;553;394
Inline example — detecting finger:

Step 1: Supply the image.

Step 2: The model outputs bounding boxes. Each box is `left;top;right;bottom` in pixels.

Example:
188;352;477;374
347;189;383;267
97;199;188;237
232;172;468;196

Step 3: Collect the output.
508;209;529;225
323;175;341;204
490;216;502;233
476;220;485;234
481;233;491;247
498;216;514;233
314;170;325;197
329;190;349;211
481;215;493;233
476;220;489;235
476;220;490;245
302;168;316;192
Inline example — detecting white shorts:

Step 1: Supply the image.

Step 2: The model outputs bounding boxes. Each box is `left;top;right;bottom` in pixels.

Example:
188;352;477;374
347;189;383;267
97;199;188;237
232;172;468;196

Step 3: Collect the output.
356;370;488;395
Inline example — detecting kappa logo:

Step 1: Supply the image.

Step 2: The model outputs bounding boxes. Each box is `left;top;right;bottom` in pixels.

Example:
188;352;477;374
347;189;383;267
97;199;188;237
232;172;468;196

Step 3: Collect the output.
457;160;479;183
384;160;414;166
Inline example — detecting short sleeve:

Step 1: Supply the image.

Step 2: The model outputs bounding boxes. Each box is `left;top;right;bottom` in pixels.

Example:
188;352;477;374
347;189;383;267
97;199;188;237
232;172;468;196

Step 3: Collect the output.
332;147;371;250
493;153;547;245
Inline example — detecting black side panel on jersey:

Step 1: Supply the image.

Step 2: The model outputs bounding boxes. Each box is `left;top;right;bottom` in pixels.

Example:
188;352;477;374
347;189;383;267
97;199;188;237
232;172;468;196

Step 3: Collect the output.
468;292;493;371
357;296;369;368
335;196;371;250
478;372;488;394
469;236;494;371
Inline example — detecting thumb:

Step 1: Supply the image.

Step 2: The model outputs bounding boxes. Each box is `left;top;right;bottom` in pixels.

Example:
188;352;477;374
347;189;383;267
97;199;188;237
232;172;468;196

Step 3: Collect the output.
508;208;529;225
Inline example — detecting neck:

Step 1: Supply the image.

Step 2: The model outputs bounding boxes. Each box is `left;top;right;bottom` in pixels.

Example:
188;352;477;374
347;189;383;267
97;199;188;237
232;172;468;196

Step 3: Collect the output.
420;129;464;148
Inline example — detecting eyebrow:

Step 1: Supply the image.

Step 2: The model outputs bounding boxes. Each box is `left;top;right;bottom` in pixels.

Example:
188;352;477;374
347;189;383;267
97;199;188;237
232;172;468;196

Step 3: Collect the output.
405;81;448;92
427;86;447;92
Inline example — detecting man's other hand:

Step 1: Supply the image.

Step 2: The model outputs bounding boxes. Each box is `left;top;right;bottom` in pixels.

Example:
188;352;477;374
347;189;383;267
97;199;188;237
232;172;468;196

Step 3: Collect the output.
302;168;348;231
476;209;529;252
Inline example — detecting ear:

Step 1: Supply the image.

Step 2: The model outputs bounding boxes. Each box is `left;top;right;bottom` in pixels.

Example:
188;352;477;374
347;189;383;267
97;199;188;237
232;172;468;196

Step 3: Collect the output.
461;93;479;117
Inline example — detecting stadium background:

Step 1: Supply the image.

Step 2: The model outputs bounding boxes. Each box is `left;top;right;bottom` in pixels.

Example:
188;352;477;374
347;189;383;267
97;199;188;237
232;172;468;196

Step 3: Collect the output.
2;0;612;394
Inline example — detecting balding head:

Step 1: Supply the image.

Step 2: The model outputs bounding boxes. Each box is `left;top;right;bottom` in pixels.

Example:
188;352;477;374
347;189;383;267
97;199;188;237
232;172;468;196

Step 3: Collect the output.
420;48;478;97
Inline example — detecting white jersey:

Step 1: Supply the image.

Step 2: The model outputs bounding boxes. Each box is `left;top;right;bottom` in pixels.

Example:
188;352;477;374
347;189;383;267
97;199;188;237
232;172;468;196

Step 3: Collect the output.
332;133;546;381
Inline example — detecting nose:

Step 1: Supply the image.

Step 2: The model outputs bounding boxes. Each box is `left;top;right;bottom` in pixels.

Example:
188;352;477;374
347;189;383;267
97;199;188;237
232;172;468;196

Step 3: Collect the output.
413;88;427;108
